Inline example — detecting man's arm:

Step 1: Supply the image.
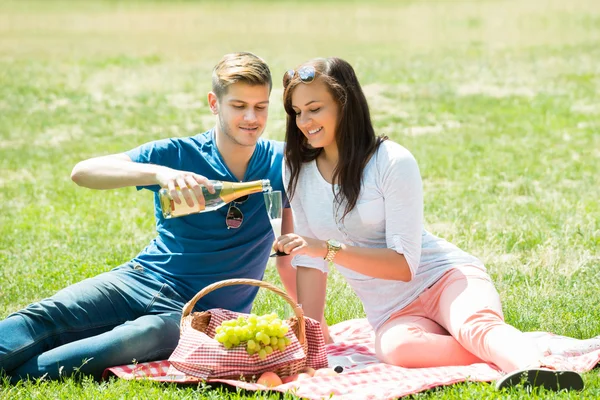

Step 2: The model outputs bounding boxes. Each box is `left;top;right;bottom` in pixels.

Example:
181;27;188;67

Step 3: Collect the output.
71;153;164;190
276;208;296;302
71;153;215;206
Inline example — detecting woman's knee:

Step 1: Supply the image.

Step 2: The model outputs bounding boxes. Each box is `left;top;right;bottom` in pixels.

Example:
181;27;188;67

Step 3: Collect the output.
456;308;505;347
375;325;431;367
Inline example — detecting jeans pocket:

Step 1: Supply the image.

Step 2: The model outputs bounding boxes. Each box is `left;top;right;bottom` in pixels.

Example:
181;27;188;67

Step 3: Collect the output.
145;283;185;314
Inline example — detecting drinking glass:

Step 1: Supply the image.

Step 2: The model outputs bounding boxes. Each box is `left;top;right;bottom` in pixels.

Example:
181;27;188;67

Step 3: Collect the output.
264;190;286;257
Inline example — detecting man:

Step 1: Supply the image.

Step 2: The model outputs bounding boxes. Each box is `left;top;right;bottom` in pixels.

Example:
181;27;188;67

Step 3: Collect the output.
0;52;295;382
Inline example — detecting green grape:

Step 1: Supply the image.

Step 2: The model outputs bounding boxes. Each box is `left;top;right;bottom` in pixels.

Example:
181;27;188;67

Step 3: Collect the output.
258;349;267;360
266;313;277;321
284;337;291;345
270;336;278;346
278;343;286;352
224;341;233;349
227;329;234;340
257;318;268;326
278;337;286;348
215;333;227;343
230;335;240;346
261;335;271;346
264;345;273;355
240;326;250;341
247;339;256;350
247;347;256;355
265;326;275;337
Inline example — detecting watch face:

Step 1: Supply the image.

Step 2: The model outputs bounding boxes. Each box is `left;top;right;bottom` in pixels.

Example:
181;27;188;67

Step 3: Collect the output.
328;239;341;248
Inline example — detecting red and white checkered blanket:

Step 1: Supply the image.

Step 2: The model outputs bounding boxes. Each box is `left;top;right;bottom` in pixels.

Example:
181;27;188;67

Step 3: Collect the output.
104;318;600;399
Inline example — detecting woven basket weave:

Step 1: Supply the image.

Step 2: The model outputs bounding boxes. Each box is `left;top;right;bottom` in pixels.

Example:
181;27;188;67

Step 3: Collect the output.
179;278;308;378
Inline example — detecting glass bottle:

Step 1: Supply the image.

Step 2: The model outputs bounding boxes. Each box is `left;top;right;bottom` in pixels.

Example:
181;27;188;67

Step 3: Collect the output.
159;179;271;219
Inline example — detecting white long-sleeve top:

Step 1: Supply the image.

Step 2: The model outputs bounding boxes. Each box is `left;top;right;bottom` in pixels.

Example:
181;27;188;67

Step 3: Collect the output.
285;140;485;331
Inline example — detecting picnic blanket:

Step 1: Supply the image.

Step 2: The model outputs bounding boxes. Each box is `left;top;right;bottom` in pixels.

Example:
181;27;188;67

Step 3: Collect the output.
104;318;600;399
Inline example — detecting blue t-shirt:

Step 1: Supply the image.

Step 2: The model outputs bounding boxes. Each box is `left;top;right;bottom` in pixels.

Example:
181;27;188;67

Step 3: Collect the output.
125;128;288;313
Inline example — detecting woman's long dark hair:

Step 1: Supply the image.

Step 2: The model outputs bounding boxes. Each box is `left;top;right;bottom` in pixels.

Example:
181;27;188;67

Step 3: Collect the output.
283;57;386;220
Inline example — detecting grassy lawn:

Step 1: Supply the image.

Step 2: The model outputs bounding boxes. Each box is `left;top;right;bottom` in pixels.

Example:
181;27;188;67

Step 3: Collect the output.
1;0;599;398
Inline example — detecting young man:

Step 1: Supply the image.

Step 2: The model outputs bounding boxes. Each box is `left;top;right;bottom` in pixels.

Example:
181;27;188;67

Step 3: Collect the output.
0;52;295;382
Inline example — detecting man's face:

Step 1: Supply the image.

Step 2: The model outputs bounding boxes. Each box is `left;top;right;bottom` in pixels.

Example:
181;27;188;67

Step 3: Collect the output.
210;82;270;147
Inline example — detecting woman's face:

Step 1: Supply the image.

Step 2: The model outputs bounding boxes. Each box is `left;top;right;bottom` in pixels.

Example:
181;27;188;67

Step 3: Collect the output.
290;78;339;152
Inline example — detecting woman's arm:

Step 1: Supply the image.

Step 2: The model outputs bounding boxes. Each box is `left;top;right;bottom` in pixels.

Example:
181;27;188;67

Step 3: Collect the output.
277;236;412;281
276;208;297;302
281;161;332;340
297;266;332;343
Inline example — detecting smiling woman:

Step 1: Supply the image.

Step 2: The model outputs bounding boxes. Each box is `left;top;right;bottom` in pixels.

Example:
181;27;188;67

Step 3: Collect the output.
273;56;598;393
289;77;339;156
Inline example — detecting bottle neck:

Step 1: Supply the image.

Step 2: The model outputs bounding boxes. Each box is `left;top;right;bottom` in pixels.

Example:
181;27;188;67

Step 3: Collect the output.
219;179;271;203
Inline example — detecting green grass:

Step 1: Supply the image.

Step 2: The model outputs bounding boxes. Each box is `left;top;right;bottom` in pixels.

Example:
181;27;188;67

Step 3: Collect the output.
1;0;599;398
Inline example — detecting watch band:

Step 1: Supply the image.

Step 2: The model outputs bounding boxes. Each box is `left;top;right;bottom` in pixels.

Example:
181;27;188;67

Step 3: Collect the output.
324;240;342;262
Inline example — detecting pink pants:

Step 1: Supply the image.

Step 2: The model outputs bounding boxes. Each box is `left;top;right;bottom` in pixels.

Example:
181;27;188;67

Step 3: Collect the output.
375;265;545;373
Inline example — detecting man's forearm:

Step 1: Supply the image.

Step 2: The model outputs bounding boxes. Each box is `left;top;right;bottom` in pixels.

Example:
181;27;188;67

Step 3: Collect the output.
71;154;164;190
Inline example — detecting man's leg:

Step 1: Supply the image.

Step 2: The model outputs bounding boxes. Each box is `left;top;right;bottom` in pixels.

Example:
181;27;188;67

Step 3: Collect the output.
0;264;184;380
10;313;180;381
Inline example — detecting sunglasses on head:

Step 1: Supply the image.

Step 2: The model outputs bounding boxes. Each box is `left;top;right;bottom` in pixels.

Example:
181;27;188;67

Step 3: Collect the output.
225;195;249;229
283;65;316;88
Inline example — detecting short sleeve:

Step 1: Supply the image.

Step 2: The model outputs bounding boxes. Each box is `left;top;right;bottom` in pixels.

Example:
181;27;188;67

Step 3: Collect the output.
378;143;423;279
125;139;179;192
283;161;329;273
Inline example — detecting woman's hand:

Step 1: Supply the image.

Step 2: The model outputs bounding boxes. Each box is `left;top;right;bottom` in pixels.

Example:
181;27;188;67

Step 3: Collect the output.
155;167;215;207
274;233;328;259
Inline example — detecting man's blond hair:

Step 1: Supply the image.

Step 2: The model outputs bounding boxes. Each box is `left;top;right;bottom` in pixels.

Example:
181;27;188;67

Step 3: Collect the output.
212;52;272;99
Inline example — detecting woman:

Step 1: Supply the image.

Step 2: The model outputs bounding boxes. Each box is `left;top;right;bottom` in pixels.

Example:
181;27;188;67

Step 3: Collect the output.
274;57;595;391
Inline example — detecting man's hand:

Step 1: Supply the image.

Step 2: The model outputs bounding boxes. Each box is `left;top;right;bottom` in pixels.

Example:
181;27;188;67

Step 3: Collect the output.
155;168;215;207
273;233;328;259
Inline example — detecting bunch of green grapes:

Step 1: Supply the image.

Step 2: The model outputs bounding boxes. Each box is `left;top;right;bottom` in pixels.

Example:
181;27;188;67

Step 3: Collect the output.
215;313;292;360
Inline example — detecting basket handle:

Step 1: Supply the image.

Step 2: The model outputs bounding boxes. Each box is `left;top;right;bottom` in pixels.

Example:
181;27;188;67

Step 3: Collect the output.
180;278;305;344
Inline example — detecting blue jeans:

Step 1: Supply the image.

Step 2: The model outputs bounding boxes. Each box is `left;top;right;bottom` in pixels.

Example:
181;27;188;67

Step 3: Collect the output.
0;263;185;382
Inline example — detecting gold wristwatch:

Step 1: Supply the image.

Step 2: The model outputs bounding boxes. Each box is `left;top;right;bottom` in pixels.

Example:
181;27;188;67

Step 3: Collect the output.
324;239;342;262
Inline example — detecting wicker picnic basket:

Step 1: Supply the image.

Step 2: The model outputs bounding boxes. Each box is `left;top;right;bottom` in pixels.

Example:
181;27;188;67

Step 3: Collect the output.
179;278;308;378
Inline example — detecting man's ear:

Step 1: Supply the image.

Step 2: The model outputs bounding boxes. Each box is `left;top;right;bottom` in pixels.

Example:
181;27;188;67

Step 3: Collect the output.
208;92;219;115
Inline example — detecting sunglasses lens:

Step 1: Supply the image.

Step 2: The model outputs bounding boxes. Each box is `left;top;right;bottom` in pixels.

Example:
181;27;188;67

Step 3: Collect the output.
298;66;315;83
237;195;249;203
283;69;294;88
226;205;243;229
283;67;315;88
